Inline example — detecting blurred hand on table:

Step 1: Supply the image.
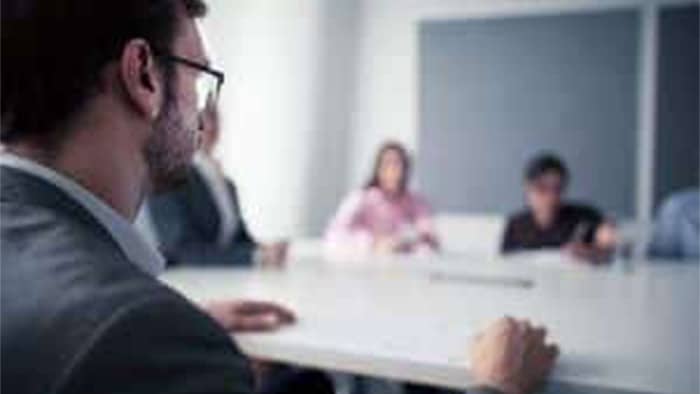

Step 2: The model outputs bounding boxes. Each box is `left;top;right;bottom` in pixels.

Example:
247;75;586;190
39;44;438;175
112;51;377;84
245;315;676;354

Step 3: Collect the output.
256;241;289;268
203;300;295;388
373;234;439;255
471;317;559;394
563;242;611;264
203;299;295;332
563;221;618;264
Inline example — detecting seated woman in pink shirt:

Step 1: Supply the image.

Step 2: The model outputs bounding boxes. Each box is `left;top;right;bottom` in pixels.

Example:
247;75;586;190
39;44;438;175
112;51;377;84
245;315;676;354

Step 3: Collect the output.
325;141;440;256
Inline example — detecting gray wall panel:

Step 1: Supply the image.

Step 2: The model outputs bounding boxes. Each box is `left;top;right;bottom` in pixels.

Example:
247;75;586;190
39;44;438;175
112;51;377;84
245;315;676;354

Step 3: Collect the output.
418;10;640;217
654;5;699;207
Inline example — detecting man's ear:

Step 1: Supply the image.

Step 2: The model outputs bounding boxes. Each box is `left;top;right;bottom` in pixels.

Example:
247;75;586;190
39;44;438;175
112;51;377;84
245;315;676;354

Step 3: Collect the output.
118;39;164;120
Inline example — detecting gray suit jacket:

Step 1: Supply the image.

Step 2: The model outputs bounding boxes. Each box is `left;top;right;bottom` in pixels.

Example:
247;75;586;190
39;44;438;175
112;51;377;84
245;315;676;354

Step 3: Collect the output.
147;166;257;266
0;167;254;394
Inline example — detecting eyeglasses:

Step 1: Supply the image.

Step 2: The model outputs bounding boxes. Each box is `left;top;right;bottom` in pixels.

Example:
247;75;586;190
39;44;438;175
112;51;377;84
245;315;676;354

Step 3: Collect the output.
156;52;225;111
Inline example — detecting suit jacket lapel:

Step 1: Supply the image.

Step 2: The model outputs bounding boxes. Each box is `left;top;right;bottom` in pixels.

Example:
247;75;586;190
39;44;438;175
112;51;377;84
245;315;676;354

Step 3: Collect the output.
185;166;222;241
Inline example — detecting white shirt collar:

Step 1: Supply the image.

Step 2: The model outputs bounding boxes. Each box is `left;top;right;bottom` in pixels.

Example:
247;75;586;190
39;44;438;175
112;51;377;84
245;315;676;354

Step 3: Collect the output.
0;152;166;276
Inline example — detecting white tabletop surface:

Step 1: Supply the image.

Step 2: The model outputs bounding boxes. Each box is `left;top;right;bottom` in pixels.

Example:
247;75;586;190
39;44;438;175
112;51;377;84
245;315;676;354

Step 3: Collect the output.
161;254;699;394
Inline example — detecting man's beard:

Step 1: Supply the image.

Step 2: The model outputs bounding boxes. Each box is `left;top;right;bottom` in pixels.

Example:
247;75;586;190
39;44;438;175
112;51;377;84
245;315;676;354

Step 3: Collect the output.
143;90;198;194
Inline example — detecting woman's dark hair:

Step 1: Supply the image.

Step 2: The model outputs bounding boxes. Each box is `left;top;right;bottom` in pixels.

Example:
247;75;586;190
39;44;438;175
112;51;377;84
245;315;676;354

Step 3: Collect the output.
1;0;207;145
525;153;570;185
365;141;412;194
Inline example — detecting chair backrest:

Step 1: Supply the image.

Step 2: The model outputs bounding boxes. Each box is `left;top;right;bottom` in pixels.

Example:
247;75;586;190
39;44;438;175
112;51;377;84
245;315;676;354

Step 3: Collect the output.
434;214;506;257
290;238;326;260
616;218;654;259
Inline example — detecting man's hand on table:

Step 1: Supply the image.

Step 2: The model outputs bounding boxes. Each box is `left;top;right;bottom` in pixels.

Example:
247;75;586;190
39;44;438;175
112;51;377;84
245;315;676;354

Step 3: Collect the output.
470;317;559;394
204;300;295;332
563;222;617;264
203;300;294;388
256;241;289;268
563;242;611;264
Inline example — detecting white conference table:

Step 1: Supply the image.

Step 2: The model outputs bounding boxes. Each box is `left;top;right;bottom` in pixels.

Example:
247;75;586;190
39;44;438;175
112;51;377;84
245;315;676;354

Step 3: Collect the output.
161;254;699;394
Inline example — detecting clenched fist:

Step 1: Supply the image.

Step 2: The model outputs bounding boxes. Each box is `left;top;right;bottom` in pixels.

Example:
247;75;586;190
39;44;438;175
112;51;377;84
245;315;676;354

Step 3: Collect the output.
470;317;558;394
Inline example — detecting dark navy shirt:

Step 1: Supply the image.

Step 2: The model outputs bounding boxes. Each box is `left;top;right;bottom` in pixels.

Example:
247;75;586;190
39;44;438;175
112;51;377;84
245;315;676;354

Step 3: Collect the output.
501;203;603;253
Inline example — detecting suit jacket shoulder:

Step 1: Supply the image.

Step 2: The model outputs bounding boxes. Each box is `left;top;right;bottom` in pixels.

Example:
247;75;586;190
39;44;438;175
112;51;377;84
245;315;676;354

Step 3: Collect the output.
1;167;253;394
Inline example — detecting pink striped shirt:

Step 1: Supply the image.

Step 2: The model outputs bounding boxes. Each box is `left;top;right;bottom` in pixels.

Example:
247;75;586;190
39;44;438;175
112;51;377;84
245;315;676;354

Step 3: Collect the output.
324;187;439;256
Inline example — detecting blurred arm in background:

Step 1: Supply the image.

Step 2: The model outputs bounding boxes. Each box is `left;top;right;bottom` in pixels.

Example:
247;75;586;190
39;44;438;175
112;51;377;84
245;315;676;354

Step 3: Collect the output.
648;188;699;260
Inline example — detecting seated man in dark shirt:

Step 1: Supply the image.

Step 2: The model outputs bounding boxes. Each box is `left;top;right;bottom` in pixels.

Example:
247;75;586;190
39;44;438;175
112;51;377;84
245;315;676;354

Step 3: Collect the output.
501;154;616;262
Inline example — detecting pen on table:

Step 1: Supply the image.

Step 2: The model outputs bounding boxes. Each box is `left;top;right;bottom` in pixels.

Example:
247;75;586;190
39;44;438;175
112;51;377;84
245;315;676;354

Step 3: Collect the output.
429;272;534;289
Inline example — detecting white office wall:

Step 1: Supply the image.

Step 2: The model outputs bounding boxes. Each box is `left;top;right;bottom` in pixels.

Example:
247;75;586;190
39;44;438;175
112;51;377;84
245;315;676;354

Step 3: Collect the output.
303;0;362;235
200;0;360;238
199;0;693;237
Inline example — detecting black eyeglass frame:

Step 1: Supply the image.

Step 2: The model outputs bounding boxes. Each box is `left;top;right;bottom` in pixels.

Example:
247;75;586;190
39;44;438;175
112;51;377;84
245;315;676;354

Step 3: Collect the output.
156;52;225;101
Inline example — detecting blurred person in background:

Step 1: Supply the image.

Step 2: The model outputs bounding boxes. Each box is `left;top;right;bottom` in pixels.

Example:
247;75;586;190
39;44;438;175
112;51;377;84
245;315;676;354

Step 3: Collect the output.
325;141;440;257
139;96;288;268
1;1;558;393
501;153;617;263
648;188;699;261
